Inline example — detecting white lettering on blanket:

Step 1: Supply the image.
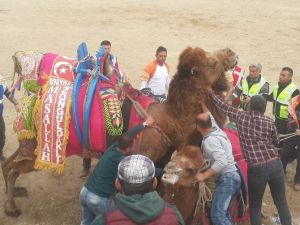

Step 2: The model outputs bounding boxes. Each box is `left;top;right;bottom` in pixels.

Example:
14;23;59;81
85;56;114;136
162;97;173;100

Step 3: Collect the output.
40;78;72;164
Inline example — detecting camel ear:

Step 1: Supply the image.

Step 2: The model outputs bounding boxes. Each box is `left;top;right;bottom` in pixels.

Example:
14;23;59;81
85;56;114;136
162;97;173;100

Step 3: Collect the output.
152;177;158;190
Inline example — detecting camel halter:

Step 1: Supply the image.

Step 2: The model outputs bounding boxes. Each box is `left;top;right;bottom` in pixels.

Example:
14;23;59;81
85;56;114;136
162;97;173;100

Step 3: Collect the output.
164;159;212;225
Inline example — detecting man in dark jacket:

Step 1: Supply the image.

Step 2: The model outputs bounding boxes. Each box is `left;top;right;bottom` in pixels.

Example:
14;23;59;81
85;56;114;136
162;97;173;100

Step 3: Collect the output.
91;155;185;225
0;80;19;160
80;116;155;225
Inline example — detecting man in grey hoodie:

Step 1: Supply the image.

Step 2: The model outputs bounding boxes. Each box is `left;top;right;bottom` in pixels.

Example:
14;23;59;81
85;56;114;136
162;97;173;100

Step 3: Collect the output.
195;112;241;225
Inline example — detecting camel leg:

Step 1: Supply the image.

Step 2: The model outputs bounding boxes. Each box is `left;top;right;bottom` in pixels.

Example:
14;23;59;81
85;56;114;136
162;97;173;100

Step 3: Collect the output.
1;150;19;193
4;169;21;217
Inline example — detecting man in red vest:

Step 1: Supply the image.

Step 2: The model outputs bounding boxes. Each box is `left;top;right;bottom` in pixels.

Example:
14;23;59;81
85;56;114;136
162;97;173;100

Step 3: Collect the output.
90;155;184;225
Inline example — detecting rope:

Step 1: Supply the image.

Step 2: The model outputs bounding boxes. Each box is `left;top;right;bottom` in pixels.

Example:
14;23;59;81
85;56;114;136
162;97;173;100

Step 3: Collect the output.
191;182;213;225
279;132;299;142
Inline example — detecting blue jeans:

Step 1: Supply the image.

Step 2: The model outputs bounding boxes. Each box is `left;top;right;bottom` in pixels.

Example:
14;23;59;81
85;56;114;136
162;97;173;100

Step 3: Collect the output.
211;171;241;225
80;187;116;225
248;159;291;225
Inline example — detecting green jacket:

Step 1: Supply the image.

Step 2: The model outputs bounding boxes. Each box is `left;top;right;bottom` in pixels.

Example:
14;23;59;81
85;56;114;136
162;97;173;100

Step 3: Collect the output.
91;191;185;225
85;125;145;198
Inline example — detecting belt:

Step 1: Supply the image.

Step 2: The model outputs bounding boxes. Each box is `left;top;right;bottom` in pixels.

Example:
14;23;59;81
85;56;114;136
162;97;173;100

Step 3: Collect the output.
248;157;279;167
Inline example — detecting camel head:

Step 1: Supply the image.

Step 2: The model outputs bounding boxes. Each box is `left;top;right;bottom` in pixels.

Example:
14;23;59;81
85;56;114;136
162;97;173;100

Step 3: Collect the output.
213;47;238;72
162;145;206;186
161;145;208;224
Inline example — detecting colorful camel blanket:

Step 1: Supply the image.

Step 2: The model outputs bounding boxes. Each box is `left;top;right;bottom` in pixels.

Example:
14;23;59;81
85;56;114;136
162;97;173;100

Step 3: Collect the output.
14;91;37;141
34;56;76;173
100;88;123;136
35;77;73;173
14;51;43;93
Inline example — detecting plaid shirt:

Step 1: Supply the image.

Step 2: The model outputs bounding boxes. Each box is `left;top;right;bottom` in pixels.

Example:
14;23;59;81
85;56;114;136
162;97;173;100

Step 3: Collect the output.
213;94;279;164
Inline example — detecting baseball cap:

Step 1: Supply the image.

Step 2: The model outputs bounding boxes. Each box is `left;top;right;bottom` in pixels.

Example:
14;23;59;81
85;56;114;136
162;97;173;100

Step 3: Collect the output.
118;155;155;184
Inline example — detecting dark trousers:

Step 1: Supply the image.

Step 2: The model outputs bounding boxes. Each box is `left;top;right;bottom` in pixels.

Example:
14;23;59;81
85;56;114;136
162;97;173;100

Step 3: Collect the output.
248;160;291;225
281;135;300;184
275;118;288;135
0;116;5;154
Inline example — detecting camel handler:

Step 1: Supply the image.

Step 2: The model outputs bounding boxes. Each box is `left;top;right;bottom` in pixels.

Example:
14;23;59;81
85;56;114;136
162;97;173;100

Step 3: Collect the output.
194;111;241;225
90;155;184;225
81;40;122;178
0;76;19;160
263;67;299;135
228;63;269;111
212;94;292;225
80;115;164;225
140;46;171;102
281;95;300;191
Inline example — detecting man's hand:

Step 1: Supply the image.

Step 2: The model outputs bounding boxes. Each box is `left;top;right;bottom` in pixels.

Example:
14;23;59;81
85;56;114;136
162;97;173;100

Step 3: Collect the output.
195;172;206;182
145;115;155;126
243;97;251;104
296;129;300;136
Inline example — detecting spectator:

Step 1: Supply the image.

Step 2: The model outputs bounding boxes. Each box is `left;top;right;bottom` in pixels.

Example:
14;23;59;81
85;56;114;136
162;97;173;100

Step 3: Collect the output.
228;63;269;111
80;116;155;225
91;155;185;225
140;46;171;102
0;78;19;160
212;94;291;225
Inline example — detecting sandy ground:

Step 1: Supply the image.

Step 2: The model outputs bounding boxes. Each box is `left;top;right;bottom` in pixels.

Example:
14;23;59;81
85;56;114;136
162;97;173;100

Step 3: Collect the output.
0;0;300;224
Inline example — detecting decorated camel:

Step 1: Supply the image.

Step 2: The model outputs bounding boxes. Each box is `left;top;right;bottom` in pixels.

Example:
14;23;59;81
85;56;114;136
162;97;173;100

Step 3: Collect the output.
2;45;238;221
1;44;155;217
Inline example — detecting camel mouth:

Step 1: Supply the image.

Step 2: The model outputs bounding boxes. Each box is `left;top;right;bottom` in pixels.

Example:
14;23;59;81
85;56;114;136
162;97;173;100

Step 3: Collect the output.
162;173;179;185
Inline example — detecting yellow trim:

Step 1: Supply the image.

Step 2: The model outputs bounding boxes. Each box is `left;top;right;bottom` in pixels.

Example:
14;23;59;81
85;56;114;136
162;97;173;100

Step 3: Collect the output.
34;81;73;174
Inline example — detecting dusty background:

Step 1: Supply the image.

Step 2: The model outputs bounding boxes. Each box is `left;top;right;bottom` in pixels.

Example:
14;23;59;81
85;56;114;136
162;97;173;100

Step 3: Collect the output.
0;0;300;224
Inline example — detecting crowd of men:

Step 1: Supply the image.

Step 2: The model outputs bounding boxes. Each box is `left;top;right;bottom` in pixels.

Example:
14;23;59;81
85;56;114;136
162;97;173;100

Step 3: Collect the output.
1;42;299;225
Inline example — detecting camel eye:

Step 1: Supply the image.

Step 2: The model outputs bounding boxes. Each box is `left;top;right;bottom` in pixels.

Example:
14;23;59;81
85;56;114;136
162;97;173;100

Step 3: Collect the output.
186;168;197;174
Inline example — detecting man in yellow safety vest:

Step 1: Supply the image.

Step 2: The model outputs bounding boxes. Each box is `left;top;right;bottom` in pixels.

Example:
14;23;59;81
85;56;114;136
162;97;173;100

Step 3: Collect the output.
263;67;299;134
229;63;269;111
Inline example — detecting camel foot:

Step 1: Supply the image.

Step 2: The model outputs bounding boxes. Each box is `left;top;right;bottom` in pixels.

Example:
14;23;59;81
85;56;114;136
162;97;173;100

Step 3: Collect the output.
4;201;21;217
14;187;28;197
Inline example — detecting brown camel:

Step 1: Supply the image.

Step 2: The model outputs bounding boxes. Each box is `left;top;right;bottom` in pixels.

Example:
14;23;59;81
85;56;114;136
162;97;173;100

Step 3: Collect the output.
138;47;237;162
162;144;249;225
162;145;208;225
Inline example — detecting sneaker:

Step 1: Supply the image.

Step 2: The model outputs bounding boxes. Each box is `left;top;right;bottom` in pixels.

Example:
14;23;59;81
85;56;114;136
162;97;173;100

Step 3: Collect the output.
294;183;300;191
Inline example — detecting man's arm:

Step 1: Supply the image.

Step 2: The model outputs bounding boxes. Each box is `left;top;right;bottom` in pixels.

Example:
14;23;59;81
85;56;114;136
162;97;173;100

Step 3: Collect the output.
262;92;273;102
126;115;155;137
271;123;280;146
3;86;19;112
212;94;242;122
292;89;300;98
228;86;242;102
259;82;270;95
196;138;227;181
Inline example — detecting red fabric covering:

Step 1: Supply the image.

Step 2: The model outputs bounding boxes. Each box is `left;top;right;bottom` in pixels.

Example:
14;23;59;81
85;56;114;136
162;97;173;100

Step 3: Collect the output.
223;127;250;222
39;53;58;86
66;77;106;156
128;95;155;128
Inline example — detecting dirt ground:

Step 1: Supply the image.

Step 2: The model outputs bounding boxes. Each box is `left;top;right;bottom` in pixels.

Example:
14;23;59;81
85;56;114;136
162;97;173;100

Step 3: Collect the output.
0;0;300;224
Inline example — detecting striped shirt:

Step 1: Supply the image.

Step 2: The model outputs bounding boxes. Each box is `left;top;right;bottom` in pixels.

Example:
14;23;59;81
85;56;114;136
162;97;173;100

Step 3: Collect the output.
213;94;279;164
